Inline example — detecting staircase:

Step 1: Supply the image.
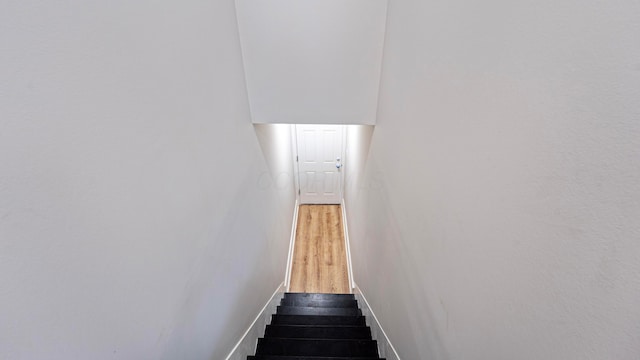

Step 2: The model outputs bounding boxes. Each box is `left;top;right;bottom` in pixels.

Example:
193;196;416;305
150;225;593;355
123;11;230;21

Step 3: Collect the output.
248;292;385;360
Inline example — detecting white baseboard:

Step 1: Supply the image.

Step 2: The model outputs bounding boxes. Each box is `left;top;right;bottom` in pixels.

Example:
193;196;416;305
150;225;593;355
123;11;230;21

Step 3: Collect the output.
284;200;299;291
341;199;355;291
224;282;286;360
353;284;401;360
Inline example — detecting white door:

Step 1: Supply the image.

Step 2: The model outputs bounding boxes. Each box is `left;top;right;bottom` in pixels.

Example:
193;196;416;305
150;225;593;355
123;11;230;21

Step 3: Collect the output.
296;125;344;204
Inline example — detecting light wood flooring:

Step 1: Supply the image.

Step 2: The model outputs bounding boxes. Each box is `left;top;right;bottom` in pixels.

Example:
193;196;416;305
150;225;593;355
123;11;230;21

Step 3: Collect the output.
289;205;350;294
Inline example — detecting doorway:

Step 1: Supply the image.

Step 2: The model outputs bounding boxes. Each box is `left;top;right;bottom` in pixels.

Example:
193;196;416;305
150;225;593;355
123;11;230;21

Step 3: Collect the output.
294;124;345;204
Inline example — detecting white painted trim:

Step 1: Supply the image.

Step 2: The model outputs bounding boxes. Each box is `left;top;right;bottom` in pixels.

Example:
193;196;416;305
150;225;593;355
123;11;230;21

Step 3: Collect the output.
341;199;355;291
339;124;347;201
284;200;299;291
224;282;286;360
353;284;401;360
291;124;301;203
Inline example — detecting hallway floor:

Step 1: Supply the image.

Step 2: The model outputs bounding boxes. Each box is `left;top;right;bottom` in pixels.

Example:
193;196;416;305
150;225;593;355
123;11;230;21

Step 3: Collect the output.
289;205;350;293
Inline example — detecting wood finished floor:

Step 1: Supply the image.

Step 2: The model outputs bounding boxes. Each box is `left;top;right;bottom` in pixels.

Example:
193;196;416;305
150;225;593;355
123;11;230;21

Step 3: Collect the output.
289;205;350;294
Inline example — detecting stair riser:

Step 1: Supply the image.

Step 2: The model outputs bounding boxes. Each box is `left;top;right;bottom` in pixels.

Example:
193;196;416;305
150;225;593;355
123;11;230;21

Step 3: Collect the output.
277;306;362;316
265;325;371;339
248;357;386;360
280;298;358;308
284;293;355;301
271;314;366;326
256;338;379;357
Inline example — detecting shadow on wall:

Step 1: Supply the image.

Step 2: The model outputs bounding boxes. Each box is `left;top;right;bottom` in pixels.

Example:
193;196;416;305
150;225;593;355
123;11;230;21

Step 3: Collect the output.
344;125;376;196
254;124;297;192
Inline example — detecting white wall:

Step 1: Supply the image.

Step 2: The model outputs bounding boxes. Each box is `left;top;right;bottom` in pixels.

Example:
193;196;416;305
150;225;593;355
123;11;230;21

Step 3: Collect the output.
0;2;295;359
344;126;375;213
345;0;640;359
235;0;387;125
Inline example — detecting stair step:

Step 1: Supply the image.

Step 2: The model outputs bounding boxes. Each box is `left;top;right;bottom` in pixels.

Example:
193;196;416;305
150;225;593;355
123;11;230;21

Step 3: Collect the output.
271;314;366;326
280;297;358;308
284;293;355;301
248;356;385;360
255;338;379;357
277;306;361;317
264;325;371;339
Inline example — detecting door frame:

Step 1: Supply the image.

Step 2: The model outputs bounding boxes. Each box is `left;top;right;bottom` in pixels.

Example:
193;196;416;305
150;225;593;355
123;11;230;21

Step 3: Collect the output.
292;124;346;204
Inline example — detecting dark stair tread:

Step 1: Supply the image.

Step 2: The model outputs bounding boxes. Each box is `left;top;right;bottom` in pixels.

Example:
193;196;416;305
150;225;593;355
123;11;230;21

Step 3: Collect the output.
249;357;385;360
271;314;366;326
284;293;355;301
280;298;358;308
265;325;372;339
249;294;381;360
277;306;361;316
255;338;379;357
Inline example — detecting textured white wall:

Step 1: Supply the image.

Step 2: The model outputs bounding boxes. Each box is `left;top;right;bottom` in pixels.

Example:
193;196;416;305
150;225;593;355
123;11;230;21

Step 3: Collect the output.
235;0;387;125
345;0;640;359
0;2;294;359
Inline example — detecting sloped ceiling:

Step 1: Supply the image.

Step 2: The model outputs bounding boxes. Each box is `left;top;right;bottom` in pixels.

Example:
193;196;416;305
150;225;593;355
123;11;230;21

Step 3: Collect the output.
235;0;387;125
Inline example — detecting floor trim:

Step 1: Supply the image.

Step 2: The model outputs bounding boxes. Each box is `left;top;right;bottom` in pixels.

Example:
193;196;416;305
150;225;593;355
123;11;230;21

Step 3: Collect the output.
224;282;286;360
341;199;355;291
284;200;299;291
353;284;401;360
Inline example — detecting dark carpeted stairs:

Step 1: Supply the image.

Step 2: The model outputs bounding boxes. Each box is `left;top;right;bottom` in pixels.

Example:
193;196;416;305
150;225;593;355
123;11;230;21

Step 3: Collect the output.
248;292;385;360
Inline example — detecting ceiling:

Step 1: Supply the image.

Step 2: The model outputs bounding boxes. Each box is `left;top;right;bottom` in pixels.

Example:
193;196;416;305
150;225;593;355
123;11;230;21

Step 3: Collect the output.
235;0;388;125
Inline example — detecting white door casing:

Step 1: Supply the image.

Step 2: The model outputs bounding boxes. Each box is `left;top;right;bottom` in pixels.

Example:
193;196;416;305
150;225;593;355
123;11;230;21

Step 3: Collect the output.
296;125;344;204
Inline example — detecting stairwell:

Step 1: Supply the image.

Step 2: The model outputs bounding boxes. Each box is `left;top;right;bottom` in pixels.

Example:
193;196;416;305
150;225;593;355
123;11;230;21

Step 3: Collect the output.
248;292;384;359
